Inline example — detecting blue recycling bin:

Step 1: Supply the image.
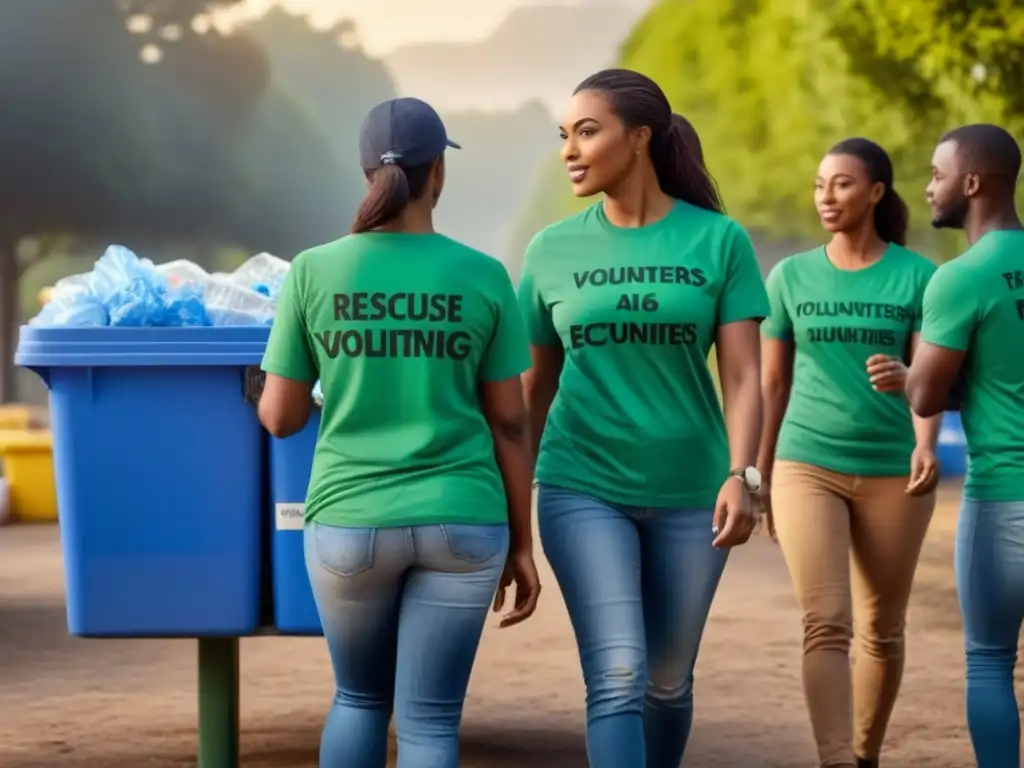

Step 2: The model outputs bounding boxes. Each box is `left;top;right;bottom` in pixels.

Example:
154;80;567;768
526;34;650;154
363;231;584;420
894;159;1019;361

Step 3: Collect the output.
268;410;322;634
15;326;269;637
937;411;968;478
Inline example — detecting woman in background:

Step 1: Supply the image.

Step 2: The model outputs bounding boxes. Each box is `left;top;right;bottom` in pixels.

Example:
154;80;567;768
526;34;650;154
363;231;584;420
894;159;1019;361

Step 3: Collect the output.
758;138;940;768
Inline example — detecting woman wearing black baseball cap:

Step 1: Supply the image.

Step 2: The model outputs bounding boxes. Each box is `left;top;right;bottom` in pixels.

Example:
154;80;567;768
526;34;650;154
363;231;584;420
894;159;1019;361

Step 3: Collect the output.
258;96;541;768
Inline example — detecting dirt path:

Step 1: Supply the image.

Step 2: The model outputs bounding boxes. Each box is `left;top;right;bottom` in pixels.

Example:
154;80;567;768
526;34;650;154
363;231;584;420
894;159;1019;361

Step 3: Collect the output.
0;484;1003;766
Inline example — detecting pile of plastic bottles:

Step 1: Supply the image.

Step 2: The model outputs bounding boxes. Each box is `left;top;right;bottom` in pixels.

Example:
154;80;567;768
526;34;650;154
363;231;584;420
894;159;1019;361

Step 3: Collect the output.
31;245;292;328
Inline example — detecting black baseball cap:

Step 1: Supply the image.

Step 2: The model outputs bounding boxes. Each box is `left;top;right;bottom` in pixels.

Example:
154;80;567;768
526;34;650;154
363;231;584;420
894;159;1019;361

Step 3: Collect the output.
359;97;460;171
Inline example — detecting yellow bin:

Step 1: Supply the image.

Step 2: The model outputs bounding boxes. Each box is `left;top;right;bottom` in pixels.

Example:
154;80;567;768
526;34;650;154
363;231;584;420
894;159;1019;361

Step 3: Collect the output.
0;429;58;522
0;405;35;430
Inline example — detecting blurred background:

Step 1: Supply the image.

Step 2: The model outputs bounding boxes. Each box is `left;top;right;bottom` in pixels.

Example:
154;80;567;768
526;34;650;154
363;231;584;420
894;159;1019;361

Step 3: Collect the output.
2;0;1022;406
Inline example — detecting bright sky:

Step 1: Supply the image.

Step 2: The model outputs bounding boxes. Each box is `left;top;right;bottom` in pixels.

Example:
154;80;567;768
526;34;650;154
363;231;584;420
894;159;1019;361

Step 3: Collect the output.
216;0;576;56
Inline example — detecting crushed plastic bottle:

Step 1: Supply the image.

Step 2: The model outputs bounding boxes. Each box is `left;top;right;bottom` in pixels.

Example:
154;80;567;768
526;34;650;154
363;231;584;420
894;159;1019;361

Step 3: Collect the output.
203;276;276;326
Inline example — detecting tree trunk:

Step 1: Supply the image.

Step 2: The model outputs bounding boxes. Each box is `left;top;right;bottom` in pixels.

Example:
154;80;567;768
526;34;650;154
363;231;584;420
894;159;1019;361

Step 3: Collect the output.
0;237;21;404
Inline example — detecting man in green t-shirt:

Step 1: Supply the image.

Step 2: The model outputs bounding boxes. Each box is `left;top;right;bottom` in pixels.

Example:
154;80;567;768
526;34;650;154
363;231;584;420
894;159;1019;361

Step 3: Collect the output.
905;123;1024;768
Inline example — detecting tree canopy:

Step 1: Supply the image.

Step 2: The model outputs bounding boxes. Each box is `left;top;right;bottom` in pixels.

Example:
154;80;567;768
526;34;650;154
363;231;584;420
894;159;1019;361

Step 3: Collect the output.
507;0;1024;277
0;1;375;400
832;0;1024;126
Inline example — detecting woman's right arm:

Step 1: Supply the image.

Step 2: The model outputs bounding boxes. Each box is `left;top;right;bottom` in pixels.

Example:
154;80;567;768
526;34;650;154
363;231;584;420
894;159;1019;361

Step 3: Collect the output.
522;345;564;459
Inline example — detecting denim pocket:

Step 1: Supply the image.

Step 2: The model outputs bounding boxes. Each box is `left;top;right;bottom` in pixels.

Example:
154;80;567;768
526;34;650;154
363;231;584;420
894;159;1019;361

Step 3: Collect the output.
440;524;508;564
314;525;376;577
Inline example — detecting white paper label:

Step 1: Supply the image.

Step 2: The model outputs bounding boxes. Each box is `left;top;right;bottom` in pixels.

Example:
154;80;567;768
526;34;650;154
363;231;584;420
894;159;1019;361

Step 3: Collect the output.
275;503;305;531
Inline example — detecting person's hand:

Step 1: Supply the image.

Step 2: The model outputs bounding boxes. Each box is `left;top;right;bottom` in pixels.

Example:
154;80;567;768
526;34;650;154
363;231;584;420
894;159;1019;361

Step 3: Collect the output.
712;477;757;548
907;445;940;496
866;354;908;393
493;548;541;628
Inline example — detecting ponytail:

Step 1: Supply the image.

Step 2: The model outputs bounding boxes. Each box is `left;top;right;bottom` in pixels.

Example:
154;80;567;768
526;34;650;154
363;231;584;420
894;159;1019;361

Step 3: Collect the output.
350;162;435;234
874;186;909;246
650;114;724;214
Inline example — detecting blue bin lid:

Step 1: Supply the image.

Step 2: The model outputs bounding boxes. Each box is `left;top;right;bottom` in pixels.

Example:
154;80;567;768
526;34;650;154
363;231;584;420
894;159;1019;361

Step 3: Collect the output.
15;326;271;368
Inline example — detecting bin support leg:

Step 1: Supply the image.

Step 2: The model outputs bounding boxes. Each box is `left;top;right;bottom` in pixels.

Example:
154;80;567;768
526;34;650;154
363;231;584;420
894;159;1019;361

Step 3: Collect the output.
198;637;240;768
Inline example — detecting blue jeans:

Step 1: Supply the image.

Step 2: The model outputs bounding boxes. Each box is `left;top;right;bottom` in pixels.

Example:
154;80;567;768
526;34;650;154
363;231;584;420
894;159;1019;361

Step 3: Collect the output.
538;484;729;768
956;498;1024;768
304;521;509;768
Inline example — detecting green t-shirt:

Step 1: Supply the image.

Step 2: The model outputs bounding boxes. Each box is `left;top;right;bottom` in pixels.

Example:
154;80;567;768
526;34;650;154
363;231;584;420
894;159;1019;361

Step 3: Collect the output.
517;201;769;508
920;229;1024;501
761;245;936;476
261;232;531;528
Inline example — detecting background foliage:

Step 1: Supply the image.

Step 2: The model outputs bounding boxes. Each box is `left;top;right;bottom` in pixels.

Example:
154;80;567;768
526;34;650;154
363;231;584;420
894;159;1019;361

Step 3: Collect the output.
508;0;1024;278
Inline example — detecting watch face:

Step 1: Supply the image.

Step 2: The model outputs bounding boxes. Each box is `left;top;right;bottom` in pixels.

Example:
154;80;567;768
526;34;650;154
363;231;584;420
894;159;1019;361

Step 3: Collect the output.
744;466;763;492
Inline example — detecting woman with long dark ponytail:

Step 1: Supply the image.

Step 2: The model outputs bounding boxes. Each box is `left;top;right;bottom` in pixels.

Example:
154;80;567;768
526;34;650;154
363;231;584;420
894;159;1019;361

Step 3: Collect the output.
757;138;940;767
257;97;541;767
518;69;768;767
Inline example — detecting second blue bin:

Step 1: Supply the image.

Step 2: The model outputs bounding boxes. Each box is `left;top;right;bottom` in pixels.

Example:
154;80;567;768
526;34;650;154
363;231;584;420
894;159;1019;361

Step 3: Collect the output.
269;410;322;634
15;326;269;637
937;411;968;478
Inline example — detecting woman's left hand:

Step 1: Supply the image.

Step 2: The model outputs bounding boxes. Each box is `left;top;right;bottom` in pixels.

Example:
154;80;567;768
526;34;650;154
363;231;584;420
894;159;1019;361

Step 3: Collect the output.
906;445;940;496
712;477;757;548
866;354;908;393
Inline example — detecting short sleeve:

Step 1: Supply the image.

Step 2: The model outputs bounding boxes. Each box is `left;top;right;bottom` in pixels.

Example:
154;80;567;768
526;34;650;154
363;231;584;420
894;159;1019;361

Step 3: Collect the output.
760;263;793;339
920;263;974;351
516;234;561;346
261;256;318;383
479;264;532;382
911;261;938;332
718;222;769;325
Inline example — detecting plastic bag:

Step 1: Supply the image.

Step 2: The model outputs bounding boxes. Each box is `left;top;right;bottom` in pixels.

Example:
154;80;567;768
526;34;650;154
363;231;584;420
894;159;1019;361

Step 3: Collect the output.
31;245;210;327
92;246;210;327
30;245;291;327
230;252;291;300
163;284;210;327
31;272;109;327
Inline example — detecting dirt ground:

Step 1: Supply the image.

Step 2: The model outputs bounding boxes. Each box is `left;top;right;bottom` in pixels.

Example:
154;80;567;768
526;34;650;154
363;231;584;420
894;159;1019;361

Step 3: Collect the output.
0;482;1014;767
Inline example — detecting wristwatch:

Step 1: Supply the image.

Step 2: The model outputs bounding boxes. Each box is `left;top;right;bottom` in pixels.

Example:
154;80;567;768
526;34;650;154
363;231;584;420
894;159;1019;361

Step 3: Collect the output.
729;466;763;494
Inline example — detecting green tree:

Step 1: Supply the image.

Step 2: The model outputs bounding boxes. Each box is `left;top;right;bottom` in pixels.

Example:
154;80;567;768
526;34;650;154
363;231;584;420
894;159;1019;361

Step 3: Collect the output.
246;9;397;182
0;1;348;401
831;0;1024;127
509;0;1024;279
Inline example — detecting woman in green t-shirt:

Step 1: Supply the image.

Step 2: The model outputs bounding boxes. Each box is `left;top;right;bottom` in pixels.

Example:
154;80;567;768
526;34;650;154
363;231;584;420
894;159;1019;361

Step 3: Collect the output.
519;69;767;768
258;97;541;768
758;138;941;768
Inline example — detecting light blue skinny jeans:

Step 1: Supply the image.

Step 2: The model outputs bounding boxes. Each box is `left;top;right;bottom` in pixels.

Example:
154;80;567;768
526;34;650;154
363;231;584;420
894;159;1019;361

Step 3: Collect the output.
305;521;509;768
538;483;729;768
956;498;1024;768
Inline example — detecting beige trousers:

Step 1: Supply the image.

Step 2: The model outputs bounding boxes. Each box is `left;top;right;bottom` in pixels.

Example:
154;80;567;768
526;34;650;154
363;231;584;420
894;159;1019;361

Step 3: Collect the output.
771;460;935;767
